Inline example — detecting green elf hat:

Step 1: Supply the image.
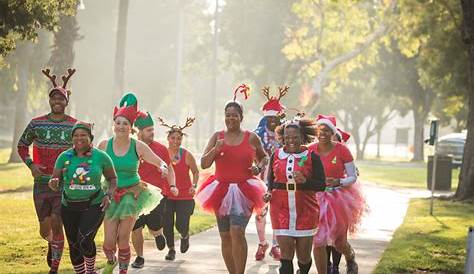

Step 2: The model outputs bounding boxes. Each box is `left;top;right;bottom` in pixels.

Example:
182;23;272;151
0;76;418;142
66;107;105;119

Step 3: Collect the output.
134;111;154;129
113;92;139;124
72;121;94;140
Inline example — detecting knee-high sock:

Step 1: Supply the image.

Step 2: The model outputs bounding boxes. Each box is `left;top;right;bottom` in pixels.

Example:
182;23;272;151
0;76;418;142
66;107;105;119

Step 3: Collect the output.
118;247;131;274
297;260;312;274
103;245;116;263
279;259;294;274
50;234;64;272
72;262;85;274
84;256;96;274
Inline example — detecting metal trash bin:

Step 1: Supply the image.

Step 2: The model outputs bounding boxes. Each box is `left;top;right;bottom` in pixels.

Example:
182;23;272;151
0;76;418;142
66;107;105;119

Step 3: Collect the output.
427;155;452;191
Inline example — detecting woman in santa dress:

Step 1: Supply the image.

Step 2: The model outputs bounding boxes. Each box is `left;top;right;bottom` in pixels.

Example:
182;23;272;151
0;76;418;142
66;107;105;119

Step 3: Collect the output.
195;84;268;274
263;117;326;274
309;115;367;274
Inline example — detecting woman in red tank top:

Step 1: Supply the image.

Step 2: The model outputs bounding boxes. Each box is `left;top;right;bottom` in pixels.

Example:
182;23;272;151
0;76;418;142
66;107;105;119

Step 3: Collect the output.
157;117;199;261
195;85;268;274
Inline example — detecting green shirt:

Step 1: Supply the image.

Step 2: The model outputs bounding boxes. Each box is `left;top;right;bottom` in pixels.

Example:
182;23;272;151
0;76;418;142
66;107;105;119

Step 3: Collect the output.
106;137;141;188
55;147;114;206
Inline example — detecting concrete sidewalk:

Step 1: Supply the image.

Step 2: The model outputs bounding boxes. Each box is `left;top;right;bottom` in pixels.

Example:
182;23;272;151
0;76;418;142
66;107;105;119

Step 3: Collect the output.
112;184;423;274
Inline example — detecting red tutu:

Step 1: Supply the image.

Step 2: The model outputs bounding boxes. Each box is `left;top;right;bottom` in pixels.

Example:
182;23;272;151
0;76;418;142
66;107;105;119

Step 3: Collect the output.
195;174;266;217
313;182;368;247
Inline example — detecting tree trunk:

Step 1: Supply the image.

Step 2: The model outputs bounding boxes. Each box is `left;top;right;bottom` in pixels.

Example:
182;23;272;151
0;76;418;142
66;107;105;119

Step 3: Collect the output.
113;0;129;100
455;0;474;200
376;129;382;158
8;43;32;163
412;110;426;161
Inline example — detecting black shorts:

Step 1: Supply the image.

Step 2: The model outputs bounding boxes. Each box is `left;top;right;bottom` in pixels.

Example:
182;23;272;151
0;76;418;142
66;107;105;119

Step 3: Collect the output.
133;196;166;231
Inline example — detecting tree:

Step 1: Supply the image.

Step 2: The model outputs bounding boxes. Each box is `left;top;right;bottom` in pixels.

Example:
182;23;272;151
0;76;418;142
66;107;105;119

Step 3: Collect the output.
0;0;77;67
455;0;474;200
283;0;397;115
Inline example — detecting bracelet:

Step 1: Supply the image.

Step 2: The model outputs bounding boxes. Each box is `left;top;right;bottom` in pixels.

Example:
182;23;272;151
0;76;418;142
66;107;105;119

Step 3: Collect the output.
170;185;177;189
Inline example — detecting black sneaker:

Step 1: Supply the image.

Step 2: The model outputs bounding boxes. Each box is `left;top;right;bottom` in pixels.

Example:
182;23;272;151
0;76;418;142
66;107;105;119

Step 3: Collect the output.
131;256;144;268
165;249;176;261
154;235;166;251
180;236;189;253
47;243;52;267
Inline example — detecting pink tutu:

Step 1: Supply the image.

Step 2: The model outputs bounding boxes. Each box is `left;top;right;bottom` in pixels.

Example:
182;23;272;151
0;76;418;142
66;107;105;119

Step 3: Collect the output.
313;182;368;247
195;175;266;217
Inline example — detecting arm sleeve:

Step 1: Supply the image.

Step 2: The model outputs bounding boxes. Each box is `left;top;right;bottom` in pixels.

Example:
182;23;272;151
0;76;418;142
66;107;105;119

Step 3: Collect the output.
17;121;36;166
54;152;66;170
305;152;326;192
101;151;114;170
266;152;275;191
340;161;357;186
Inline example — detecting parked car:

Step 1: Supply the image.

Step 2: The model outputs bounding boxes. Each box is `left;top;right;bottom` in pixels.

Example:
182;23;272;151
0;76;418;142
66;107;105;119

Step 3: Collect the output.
436;132;467;167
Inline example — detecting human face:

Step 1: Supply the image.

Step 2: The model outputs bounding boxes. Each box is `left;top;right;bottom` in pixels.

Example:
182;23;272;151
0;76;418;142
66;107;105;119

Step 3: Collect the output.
317;124;334;144
72;128;91;152
284;126;302;153
113;116;132;137
138;126;154;144
266;115;280;132
49;92;68;114
225;106;242;130
168;131;183;150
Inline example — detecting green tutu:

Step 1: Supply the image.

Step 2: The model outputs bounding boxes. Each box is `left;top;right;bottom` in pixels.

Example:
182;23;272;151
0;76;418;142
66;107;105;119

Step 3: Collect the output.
105;185;161;220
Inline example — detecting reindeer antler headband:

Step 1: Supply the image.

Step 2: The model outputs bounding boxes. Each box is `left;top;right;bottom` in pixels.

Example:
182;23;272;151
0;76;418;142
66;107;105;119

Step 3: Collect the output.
157;117;196;135
42;68;76;101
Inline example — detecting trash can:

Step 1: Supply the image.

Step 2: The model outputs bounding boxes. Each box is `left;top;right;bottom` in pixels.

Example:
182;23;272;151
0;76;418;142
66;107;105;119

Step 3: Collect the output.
427;155;452;191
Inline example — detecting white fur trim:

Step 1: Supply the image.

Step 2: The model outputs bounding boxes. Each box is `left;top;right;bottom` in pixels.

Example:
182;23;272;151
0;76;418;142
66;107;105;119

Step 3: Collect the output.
273;228;318;237
278;148;309;159
317;118;337;134
263;110;279;116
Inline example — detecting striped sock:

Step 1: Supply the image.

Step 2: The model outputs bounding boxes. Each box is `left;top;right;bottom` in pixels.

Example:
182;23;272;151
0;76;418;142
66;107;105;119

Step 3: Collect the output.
72;262;85;274
118;247;131;274
103;245;116;263
50;234;64;272
84;256;96;274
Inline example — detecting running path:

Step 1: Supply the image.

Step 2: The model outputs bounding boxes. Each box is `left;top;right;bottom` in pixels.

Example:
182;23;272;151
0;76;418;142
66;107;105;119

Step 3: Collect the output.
110;183;430;273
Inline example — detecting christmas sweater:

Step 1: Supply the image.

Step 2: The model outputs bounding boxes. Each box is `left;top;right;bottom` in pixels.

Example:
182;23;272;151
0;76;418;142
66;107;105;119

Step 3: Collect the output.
17;114;77;183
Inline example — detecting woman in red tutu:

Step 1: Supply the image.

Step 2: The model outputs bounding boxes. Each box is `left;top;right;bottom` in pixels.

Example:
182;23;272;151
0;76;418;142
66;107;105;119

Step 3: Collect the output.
263;117;326;274
195;84;268;274
309;115;367;274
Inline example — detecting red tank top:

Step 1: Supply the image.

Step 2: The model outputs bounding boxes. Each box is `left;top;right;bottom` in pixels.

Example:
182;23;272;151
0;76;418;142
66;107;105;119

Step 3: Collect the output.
214;130;255;184
170;148;193;200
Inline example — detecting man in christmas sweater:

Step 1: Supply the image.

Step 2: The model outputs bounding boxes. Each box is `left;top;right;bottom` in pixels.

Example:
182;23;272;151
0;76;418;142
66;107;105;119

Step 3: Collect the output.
17;69;77;274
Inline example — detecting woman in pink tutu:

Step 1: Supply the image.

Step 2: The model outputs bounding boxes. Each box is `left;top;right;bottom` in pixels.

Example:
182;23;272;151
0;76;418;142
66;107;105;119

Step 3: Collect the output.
309;115;367;274
195;84;268;274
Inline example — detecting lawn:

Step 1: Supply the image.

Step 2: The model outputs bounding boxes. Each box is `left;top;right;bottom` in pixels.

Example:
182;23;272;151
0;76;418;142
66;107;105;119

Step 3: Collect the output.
358;160;460;191
0;149;216;273
373;198;474;274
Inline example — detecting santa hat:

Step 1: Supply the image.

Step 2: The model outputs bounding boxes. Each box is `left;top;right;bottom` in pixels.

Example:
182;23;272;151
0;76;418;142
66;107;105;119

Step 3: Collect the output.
113;93;139;124
336;127;351;143
316;114;337;134
134;111;154;129
42;68;76;102
261;86;289;116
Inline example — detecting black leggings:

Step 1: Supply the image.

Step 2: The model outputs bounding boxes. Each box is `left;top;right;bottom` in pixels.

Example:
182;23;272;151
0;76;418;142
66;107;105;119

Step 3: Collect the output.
163;199;195;248
61;204;104;265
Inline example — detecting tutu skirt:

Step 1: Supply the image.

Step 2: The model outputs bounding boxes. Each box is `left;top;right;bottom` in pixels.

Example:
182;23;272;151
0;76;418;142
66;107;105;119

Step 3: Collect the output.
313;182;368;247
195;175;266;217
105;182;161;220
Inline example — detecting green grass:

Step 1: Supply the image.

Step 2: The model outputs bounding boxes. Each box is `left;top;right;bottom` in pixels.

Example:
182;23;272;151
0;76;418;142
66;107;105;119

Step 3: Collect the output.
374;198;474;274
358;161;460;191
0;147;216;273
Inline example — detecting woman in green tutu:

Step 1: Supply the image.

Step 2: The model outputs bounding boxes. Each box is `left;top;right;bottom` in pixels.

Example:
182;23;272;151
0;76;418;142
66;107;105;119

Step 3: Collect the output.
98;93;177;274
